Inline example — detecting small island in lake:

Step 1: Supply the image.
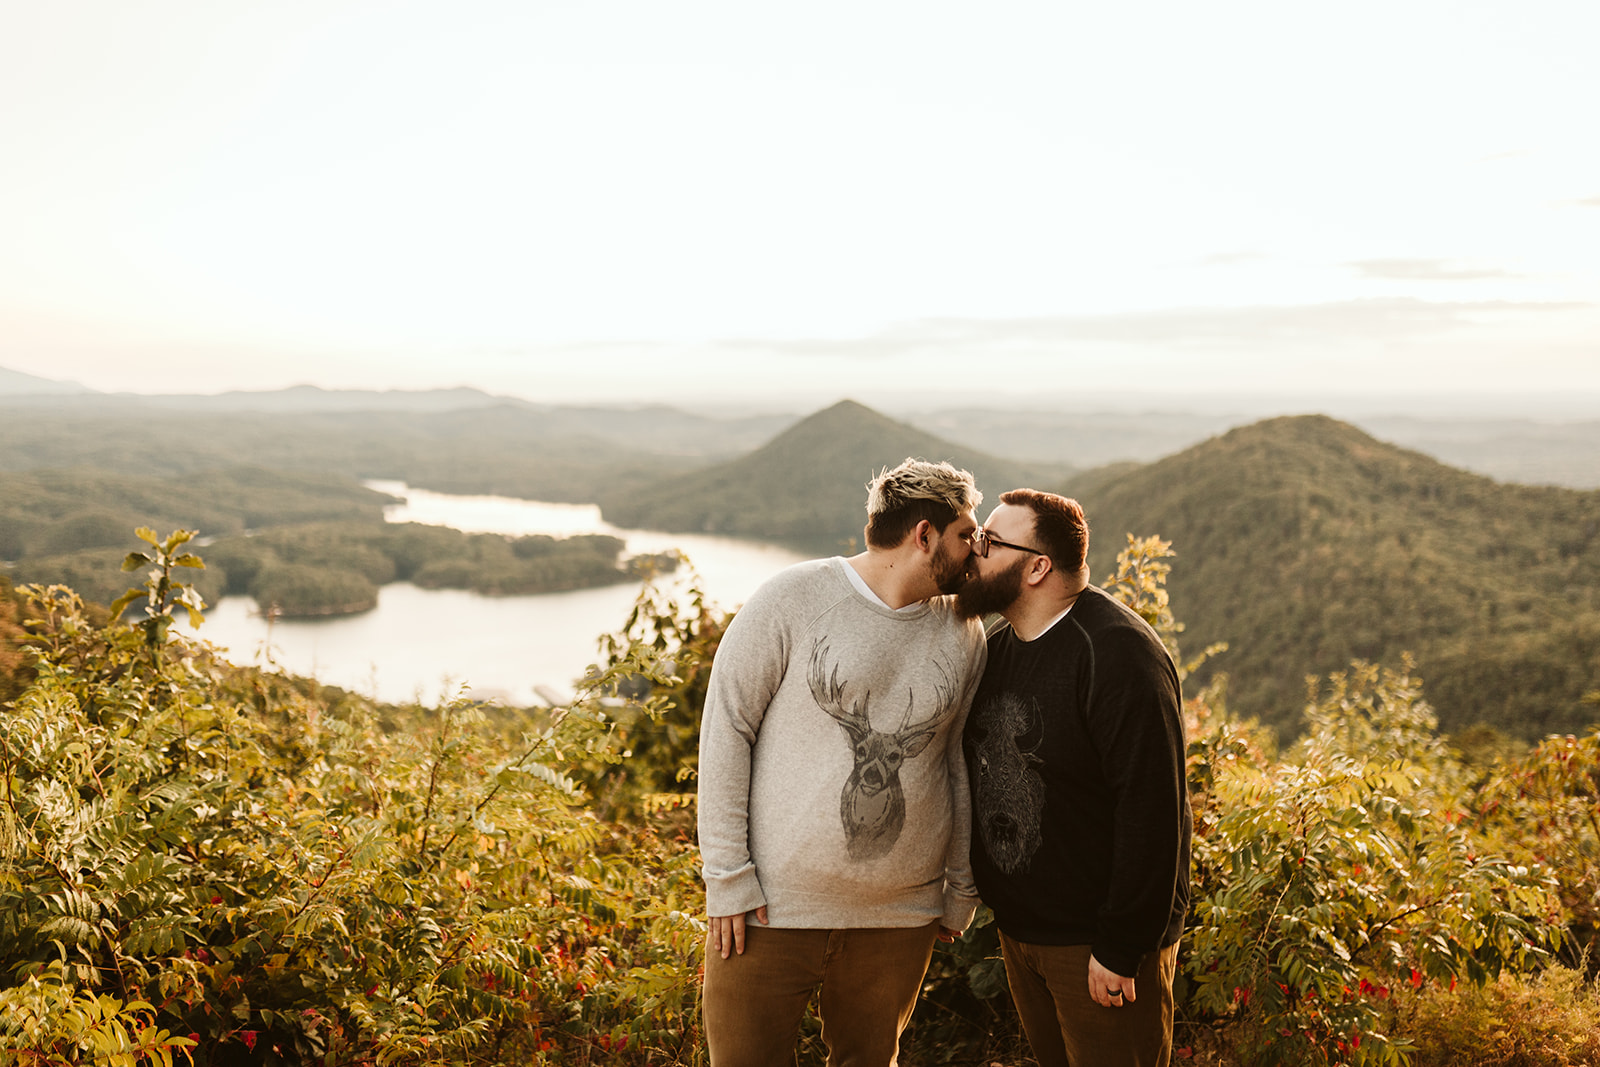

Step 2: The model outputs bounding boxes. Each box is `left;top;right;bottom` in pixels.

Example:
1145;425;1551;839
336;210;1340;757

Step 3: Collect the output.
197;521;679;618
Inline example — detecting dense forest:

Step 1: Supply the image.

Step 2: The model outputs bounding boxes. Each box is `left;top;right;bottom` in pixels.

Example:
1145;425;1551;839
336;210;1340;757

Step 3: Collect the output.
0;467;392;561
0;534;1596;1066
1071;415;1600;741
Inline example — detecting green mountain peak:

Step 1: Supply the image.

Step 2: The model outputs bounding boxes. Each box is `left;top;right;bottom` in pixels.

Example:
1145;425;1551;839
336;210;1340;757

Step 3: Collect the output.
1075;413;1600;739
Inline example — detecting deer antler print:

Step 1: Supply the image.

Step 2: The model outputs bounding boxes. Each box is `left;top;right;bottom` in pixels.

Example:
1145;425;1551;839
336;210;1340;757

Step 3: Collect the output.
807;639;954;861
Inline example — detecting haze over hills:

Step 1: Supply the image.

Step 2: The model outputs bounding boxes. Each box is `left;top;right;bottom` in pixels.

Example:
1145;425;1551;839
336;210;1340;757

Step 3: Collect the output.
0;366;93;395
595;399;1074;554
1348;416;1600;491
906;407;1600;490
1070;415;1600;741
0;379;793;461
4;367;1594;489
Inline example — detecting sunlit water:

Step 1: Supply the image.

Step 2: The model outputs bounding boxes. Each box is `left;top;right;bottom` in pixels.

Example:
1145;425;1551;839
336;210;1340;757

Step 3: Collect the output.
180;482;811;706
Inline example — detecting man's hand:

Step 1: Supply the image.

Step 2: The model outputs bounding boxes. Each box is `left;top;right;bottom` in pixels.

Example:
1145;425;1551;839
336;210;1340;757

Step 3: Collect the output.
1088;953;1135;1008
708;906;769;959
936;926;961;943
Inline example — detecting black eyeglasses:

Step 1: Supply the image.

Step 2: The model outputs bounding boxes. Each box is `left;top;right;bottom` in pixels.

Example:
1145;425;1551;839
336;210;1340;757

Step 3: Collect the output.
969;528;1047;559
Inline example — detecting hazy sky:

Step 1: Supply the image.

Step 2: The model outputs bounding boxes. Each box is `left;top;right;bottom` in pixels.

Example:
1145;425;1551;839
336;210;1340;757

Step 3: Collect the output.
3;1;1597;413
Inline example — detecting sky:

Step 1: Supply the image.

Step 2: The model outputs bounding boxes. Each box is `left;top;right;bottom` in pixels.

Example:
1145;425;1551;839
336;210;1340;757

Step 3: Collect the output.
3;0;1598;416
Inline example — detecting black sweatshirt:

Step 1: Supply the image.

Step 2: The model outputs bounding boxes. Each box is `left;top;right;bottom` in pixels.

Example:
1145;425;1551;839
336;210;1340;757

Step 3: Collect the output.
963;584;1191;978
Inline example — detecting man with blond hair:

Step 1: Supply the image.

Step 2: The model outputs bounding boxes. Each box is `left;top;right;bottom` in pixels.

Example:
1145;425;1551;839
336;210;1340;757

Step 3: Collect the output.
957;489;1190;1067
698;457;988;1066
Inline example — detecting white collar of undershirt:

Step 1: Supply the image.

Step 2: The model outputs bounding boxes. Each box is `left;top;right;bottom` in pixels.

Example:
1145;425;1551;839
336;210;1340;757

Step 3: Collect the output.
842;558;924;613
1030;600;1078;638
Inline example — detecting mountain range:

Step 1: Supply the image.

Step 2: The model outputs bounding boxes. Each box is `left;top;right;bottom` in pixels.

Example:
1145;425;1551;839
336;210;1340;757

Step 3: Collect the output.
3;371;1598;488
591;403;1600;741
2;381;1595;743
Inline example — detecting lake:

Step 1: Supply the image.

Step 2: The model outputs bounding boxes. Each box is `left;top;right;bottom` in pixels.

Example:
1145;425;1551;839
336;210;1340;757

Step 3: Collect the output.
181;481;812;706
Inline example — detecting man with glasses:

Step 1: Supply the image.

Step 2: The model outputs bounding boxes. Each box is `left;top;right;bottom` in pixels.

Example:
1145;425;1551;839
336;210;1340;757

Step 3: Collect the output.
956;489;1190;1067
697;457;989;1066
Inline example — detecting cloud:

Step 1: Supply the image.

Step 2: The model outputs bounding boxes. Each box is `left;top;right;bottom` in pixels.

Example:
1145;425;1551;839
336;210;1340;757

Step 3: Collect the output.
1349;259;1518;281
719;298;1588;360
1576;195;1600;207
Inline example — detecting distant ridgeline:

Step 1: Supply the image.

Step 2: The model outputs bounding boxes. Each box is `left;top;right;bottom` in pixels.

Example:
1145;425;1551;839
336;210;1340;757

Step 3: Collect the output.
1;390;1595;742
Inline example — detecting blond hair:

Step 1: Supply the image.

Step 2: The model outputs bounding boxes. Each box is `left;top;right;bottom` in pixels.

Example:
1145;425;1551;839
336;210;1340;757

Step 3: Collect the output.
863;457;981;549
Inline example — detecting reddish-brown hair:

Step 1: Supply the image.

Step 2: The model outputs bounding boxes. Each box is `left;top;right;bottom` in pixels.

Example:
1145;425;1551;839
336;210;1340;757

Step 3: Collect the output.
999;489;1089;573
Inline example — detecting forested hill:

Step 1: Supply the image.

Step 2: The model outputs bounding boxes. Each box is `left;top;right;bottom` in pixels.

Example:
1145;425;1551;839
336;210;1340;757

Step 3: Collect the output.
1071;414;1600;741
595;399;1074;554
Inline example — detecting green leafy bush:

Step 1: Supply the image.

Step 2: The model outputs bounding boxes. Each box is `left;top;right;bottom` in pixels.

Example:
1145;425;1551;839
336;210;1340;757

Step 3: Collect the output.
1181;661;1566;1066
6;527;1598;1066
0;575;29;703
0;534;709;1065
1471;729;1600;968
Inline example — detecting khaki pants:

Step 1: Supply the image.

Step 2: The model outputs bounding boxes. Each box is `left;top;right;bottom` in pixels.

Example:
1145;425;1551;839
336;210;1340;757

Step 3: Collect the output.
701;920;941;1067
1000;933;1179;1067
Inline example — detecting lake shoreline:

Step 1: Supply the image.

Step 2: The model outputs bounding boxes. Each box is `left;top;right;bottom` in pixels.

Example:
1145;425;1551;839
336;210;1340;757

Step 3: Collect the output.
181;483;810;707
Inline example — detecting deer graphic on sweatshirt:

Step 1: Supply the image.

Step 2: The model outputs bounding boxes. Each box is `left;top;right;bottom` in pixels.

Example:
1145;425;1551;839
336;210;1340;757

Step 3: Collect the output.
807;639;959;861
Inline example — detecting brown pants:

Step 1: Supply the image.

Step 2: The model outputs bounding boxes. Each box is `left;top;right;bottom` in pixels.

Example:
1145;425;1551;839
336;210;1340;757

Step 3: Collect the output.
701;921;941;1067
1000;933;1179;1067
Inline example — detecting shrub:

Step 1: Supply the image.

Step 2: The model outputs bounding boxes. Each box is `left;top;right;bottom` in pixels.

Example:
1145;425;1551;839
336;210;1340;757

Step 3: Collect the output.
0;532;710;1065
1180;660;1566;1066
1470;729;1600;968
7;526;1596;1066
1383;965;1600;1067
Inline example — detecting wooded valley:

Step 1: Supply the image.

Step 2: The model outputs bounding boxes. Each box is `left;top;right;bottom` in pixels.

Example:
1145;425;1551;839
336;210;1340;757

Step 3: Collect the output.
2;392;1596;744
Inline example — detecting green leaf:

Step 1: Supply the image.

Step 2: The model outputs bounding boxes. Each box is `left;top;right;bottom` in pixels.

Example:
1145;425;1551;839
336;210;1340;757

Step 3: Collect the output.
160;529;196;551
107;588;144;622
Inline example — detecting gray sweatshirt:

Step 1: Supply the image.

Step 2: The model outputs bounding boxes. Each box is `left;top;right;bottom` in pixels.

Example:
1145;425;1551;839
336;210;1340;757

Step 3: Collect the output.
697;557;986;931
